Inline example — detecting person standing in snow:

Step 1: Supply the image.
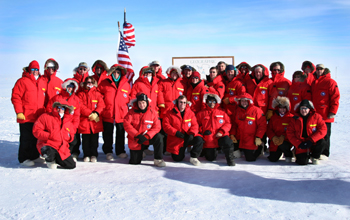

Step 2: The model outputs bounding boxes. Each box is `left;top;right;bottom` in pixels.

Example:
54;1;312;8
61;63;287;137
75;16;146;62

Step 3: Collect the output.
11;60;47;166
91;60;109;85
42;58;63;106
287;71;312;116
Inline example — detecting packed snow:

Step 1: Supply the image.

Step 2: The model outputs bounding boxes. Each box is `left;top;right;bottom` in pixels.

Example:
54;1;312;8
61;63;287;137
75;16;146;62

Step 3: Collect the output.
0;75;349;220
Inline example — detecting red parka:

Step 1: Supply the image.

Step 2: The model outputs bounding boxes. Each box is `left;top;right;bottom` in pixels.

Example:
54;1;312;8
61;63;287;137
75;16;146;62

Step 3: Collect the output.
123;101;161;151
236;62;252;85
92;60;109;85
186;80;208;114
311;68;340;123
130;66;159;113
268;62;291;110
245;64;273;114
163;105;199;155
33;102;76;161
77;84;105;134
287;81;312;116
301;61;316;86
98;65;131;123
197;96;231;149
223;75;246;114
42;58;63;106
206;75;225;99
286;109;327;155
11;65;47;123
230;93;267;150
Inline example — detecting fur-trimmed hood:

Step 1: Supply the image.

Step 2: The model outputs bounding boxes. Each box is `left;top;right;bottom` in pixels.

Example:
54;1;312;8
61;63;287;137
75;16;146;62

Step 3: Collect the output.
269;62;285;73
292;71;307;83
80;78;98;89
44;58;59;70
166;66;182;78
301;61;316;74
52;101;74;114
236;62;251;71
108;64;127;76
180;65;197;73
62;78;79;93
294;99;315;112
272;96;290;111
234;93;254;105
92;60;109;74
251;64;269;78
138;66;155;77
203;88;221;104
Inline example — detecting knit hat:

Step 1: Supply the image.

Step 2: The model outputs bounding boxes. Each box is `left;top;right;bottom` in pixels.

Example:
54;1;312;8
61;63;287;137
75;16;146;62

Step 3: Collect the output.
226;65;236;71
28;60;40;70
137;93;148;102
299;99;314;109
191;71;201;79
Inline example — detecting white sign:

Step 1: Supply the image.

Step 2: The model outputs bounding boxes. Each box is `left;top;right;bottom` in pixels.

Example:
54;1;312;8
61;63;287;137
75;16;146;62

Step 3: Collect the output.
172;56;234;79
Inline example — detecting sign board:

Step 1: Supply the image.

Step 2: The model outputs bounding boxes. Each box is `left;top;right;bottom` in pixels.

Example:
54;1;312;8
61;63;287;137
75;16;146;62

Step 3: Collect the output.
172;56;234;78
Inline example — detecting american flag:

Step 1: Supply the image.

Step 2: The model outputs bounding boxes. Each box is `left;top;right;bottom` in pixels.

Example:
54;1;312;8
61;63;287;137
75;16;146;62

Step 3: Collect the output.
123;22;136;48
117;31;134;85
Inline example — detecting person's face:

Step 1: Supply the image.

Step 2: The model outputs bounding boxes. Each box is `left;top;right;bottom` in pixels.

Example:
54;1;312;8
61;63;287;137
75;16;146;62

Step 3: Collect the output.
304;67;311;74
316;67;325;78
47;67;55;75
30;68;39;76
67;86;74;93
240;99;249;108
255;68;263;80
293;75;301;82
138;100;147;110
272;65;281;75
300;106;310;116
113;70;121;79
278;107;287;115
86;79;93;89
170;71;178;80
96;66;103;74
57;106;65;114
206;99;216;109
177;98;187;112
144;72;153;78
210;69;217;80
151;65;160;73
219;64;226;72
227;70;235;81
192;76;199;84
184;69;192;78
240;66;248;74
78;66;88;75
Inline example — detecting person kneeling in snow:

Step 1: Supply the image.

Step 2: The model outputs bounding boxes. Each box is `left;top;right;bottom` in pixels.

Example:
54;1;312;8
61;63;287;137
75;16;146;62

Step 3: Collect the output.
123;93;166;167
33;101;76;169
162;95;203;166
286;99;327;165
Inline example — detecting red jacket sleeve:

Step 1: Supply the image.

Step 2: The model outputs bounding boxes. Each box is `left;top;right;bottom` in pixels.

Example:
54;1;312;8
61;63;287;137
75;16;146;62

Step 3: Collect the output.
309;114;327;143
255;108;267;138
33;115;50;141
328;80;340;115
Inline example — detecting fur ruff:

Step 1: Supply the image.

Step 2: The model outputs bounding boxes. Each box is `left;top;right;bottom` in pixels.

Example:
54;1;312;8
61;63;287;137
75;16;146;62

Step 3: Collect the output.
62;79;79;93
203;93;221;104
52;102;74;114
272;96;290;111
166;66;182;78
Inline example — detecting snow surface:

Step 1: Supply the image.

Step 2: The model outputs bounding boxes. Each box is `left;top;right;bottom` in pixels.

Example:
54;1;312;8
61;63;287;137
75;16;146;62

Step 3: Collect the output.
1;76;350;220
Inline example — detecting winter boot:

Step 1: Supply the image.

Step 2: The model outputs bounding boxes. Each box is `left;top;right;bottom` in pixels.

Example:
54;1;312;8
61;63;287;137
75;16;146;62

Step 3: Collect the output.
90;156;97;163
106;153;115;161
224;151;236;166
154;159;166;167
285;157;292;163
233;150;241;159
311;157;320;165
47;161;58;169
190;157;201;166
83;157;90;162
72;153;79;162
144;149;154;156
21;159;35;167
117;153;128;159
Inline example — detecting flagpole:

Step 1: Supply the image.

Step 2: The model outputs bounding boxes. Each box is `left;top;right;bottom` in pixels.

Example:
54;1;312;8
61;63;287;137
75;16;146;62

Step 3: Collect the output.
117;21;120;61
124;8;126;24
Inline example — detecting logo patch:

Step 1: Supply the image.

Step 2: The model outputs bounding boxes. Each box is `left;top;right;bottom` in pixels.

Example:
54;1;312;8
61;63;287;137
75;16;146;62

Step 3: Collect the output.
179;92;183;95
123;93;127;98
321;92;326;96
188;122;191;127
278;91;283;95
312;127;317;132
194;96;198;101
95;104;97;108
56;91;59;95
294;96;298;101
248;120;253;125
219;119;224;124
147;124;151;129
230;91;234;95
261;90;266;95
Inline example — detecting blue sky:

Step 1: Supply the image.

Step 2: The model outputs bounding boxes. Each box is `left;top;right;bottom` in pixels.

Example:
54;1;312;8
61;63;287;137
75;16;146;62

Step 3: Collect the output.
1;0;349;82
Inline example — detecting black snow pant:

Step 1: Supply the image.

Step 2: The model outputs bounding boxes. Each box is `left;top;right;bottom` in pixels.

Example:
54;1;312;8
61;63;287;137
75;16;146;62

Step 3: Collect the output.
69;132;81;155
171;135;203;162
268;141;293;162
201;136;234;161
242;145;263;162
18;123;39;163
102;122;126;155
82;132;99;158
322;123;332;157
295;139;327;165
41;146;76;169
129;133;163;165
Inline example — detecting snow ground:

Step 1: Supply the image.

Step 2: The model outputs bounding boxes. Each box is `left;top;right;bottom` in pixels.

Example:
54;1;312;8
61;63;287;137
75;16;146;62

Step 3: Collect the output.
0;76;349;220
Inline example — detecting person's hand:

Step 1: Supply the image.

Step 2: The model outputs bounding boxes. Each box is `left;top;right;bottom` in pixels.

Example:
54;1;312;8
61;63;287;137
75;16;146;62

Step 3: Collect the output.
266;110;273;120
298;140;313;149
328;113;335;119
135;135;148;144
230;135;238;143
255;137;263;146
175;131;185;139
17;113;25;120
216;132;223;138
89;112;98;121
272;136;279;145
223;97;230;105
203;130;212;136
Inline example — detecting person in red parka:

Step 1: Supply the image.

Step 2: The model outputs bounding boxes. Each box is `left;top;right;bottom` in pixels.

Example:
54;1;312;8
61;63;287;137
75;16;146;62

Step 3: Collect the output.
98;64;131;161
266;96;294;162
11;60;47;166
197;89;235;166
236;62;251;85
180;65;195;91
123;93;166;167
230;93;267;162
216;61;227;81
91;60;109;85
222;65;246;114
149;60;166;83
287;71;312;116
77;76;105;162
73;62;90;93
42;58;63;106
186;71;208;114
311;64;340;159
286;99;327;165
266;62;291;120
301;60;316;86
46;78;81;160
205;67;225;99
162;95;203;165
33;101;76;169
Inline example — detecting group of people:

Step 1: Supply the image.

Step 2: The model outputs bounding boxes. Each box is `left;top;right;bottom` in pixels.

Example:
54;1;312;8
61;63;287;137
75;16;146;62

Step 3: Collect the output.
11;58;340;169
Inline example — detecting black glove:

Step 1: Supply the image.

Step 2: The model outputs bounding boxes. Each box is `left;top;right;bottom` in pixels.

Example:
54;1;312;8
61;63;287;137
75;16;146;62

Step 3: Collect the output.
298;140;313;149
136;134;148;144
175;131;185;139
203;130;212;136
187;134;194;142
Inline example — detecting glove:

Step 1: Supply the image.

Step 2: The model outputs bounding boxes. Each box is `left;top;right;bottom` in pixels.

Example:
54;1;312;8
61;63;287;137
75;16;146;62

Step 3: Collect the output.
298;140;313;149
17;113;25;120
266;110;273;120
158;104;165;108
255;137;263;146
203;130;212;136
175;131;185;139
328;113;335;119
272;136;279;145
89;112;98;121
223;97;230;105
135;134;148;144
277;135;285;145
230;134;238;143
187;134;194;142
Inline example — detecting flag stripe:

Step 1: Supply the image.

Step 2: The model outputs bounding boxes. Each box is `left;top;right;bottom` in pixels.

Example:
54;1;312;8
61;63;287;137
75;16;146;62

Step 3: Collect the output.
117;31;134;86
123;22;135;48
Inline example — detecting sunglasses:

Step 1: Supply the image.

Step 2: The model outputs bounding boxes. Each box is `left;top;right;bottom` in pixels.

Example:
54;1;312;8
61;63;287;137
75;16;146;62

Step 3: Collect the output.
30;68;39;71
207;100;217;104
79;68;87;71
300;107;309;110
192;77;199;79
86;81;93;84
241;66;247;69
210;71;216;73
273;69;281;72
47;67;55;70
57;106;65;110
316;68;324;71
178;101;187;104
